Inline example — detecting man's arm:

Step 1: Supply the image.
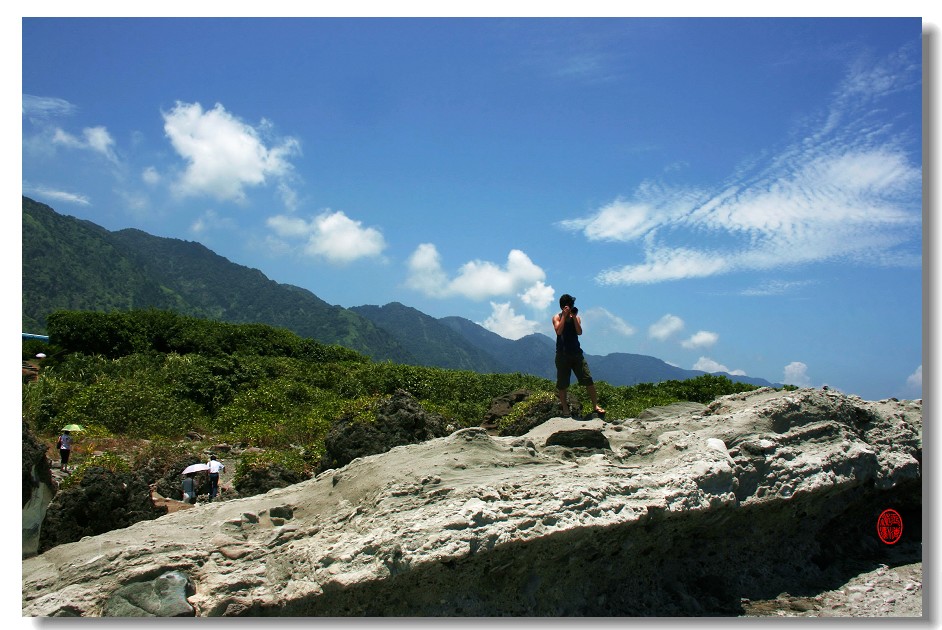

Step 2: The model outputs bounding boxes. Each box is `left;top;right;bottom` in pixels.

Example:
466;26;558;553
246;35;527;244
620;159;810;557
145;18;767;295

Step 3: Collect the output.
553;307;570;335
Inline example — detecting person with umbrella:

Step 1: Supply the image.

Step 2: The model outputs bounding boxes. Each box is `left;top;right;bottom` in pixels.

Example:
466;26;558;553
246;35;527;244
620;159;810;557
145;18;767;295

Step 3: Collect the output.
180;463;209;503
181;473;197;504
56;425;82;472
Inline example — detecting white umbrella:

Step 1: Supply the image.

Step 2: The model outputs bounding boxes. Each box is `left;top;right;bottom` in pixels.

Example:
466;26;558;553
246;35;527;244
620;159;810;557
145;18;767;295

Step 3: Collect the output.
181;463;210;475
35;353;46;359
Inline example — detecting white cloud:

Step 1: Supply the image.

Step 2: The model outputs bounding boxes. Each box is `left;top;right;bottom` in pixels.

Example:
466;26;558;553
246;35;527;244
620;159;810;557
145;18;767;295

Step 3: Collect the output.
163;101;300;203
559;198;658;242
600;247;730;285
267;210;386;264
562;45;921;286
519;280;555;310
51;126;118;163
406;243;452;297
682;330;719;349
694;357;745;376
648;314;684;341
405;244;550;303
479;302;541;340
784;361;812;388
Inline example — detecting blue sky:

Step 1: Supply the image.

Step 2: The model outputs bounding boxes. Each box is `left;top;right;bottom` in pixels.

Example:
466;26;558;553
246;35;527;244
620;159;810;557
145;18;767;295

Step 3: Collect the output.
18;15;928;401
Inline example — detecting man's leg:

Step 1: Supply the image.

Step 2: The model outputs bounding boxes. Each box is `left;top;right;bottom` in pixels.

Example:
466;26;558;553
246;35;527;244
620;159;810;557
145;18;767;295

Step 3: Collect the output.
555;354;571;415
587;383;605;415
557;388;569;415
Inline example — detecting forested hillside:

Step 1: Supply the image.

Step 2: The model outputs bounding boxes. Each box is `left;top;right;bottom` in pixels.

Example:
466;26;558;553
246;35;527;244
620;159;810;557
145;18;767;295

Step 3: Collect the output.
22;197;411;363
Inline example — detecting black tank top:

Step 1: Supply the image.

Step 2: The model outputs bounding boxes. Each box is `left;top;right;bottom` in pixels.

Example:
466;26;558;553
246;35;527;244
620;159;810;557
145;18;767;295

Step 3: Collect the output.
556;317;582;354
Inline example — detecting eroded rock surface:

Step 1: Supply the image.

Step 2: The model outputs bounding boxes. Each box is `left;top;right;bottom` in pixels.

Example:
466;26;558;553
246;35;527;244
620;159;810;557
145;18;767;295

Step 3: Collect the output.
22;388;922;617
22;420;55;558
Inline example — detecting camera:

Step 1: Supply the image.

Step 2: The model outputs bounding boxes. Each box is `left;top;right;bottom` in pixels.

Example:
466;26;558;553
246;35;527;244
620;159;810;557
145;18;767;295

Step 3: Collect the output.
571;307;578;316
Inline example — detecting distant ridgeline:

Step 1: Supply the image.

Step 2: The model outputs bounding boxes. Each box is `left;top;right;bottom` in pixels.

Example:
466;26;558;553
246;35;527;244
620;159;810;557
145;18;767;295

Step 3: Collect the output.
22;196;780;389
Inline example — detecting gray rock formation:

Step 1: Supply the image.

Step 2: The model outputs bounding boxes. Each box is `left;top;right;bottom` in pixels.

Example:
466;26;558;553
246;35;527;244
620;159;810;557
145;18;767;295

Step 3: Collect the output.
22;420;55;559
22;388;922;617
38;466;168;553
318;389;454;472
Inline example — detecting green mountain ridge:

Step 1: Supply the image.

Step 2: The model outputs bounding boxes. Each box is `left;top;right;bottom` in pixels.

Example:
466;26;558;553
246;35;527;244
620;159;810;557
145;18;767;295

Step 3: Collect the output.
22;196;412;363
22;196;779;389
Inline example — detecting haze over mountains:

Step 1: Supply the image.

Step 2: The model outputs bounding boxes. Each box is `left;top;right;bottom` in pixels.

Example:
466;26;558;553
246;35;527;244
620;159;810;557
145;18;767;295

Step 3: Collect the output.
22;196;779;389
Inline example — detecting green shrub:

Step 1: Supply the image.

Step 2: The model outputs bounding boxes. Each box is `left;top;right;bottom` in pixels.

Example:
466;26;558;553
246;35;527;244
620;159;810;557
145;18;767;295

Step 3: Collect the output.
60;378;207;437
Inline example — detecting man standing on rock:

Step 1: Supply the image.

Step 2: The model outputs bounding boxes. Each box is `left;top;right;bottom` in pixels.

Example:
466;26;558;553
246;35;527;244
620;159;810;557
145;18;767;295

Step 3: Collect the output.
207;455;225;500
553;294;605;418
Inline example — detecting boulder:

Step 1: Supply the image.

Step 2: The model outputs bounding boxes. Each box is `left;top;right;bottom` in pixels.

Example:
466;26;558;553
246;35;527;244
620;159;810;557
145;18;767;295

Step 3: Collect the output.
23;388;922;617
318;389;453;472
38;467;167;553
544;428;610;450
235;462;305;498
480;389;531;428
103;570;195;617
497;391;580;436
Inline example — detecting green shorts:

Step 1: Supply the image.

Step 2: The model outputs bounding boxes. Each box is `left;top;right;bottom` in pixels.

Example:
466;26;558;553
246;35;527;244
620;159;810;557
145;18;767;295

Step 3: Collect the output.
555;352;594;390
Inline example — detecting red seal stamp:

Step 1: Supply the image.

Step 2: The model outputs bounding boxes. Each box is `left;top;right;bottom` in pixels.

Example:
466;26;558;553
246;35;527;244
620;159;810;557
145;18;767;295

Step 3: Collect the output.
876;508;903;545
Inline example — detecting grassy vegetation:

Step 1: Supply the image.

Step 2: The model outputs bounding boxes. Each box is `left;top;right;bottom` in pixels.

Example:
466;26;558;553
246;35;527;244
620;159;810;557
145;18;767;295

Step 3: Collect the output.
24;309;766;475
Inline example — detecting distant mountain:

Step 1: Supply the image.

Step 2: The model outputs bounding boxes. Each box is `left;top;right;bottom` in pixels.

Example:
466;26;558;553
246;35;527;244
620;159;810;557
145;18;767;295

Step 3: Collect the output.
350;303;509;373
22;196;781;389
22;197;413;363
439;317;556;378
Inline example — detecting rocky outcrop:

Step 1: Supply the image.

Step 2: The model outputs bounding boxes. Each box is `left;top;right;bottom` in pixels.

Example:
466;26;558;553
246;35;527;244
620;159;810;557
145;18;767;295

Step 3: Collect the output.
480;388;530;429
495;391;581;436
22;388;922;617
318;389;454;472
22;420;55;558
234;462;305;498
37;467;168;553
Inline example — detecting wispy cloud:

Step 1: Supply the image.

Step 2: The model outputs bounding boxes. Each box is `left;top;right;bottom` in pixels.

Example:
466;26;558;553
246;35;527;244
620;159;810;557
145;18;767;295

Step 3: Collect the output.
190;209;237;235
267;209;386;265
560;44;921;285
740;279;815;297
22;183;90;206
163;101;301;205
584;307;636;338
22;94;76;123
52;126;119;163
